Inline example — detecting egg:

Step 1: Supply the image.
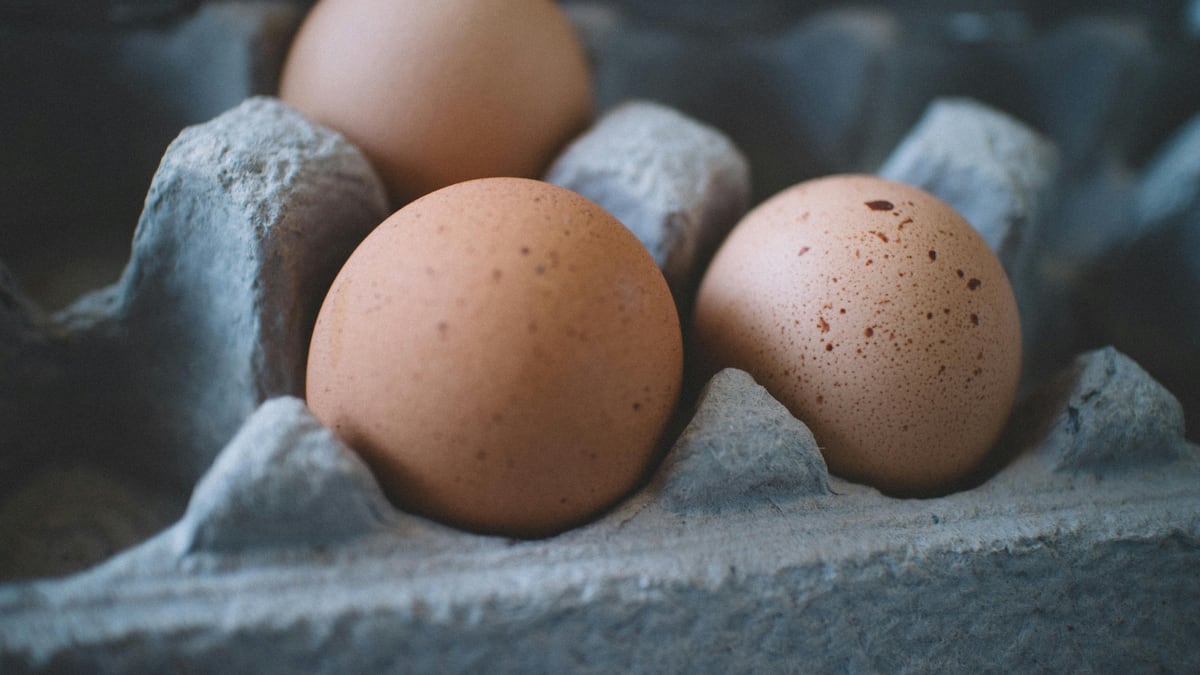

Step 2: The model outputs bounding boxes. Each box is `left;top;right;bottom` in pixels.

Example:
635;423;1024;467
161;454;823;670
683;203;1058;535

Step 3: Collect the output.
693;174;1021;496
306;177;683;538
278;0;593;206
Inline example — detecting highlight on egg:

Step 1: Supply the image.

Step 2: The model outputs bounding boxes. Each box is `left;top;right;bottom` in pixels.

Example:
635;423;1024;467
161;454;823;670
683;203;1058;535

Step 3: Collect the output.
278;0;593;206
693;174;1022;496
306;177;683;538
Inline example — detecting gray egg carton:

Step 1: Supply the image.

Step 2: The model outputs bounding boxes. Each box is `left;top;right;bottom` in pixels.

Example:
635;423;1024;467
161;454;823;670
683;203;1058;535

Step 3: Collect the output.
3;1;1200;672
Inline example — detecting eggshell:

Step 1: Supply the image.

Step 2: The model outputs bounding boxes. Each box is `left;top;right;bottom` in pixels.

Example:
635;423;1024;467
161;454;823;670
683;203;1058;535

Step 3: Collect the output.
693;174;1021;496
279;0;593;206
306;177;683;538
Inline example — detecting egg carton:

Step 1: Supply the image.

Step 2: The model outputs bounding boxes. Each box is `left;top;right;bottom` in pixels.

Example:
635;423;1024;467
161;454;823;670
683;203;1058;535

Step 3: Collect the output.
2;1;1200;672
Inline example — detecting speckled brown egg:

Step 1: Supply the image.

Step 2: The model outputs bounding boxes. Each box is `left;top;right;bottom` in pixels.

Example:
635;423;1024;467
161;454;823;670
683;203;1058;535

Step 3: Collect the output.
278;0;593;206
306;177;683;538
693;174;1021;496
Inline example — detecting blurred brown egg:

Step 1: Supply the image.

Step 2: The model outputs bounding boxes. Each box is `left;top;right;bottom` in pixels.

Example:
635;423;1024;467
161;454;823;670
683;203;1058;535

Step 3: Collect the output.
306;178;683;538
693;174;1021;496
278;0;593;205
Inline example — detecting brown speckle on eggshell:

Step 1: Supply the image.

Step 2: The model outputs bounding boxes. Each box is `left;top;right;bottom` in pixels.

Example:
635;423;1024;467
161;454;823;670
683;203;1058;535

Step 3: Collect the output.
693;174;1022;496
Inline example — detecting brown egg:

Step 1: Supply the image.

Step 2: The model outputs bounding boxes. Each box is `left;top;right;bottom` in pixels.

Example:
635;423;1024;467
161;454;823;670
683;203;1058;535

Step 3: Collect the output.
306;178;683;538
693;175;1021;496
278;0;593;206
